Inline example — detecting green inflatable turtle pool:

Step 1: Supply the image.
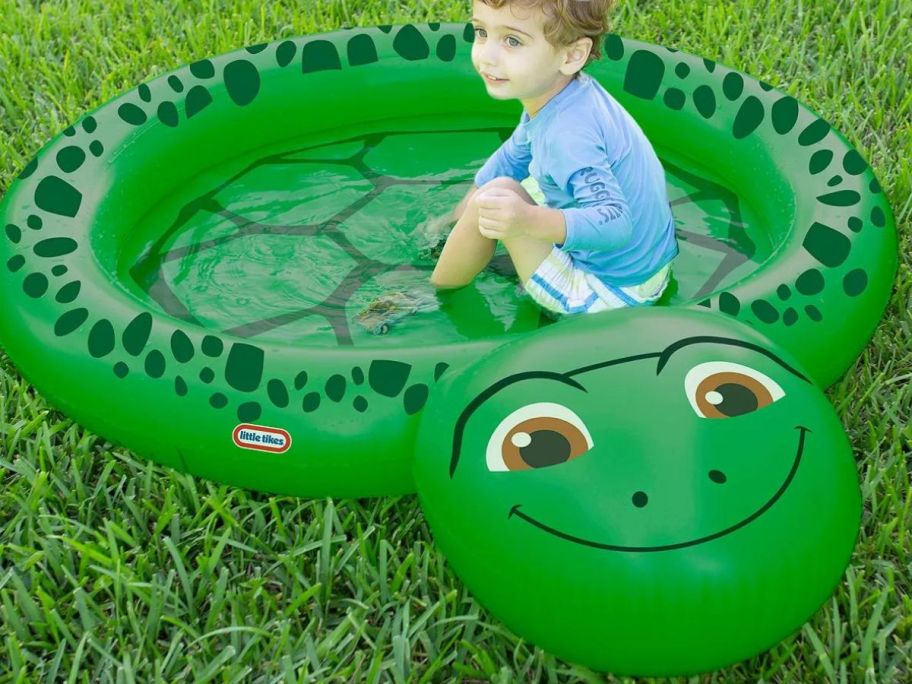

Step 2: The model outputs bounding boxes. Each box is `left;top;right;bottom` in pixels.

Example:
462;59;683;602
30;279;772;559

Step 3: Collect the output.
0;23;897;676
0;23;895;498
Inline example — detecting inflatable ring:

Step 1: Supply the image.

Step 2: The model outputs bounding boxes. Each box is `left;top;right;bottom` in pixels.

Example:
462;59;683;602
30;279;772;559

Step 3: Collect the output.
0;24;896;500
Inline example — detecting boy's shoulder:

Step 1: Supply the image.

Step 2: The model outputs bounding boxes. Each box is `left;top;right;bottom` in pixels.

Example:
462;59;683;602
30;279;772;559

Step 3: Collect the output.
547;78;622;140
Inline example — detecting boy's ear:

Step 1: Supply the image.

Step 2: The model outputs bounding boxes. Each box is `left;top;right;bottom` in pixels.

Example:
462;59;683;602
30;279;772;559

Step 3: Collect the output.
561;36;594;74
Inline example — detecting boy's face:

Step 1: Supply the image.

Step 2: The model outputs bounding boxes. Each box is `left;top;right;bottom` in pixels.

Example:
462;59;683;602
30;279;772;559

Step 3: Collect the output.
470;1;584;115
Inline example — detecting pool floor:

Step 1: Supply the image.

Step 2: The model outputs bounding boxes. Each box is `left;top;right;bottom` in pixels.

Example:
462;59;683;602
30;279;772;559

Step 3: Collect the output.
120;122;771;347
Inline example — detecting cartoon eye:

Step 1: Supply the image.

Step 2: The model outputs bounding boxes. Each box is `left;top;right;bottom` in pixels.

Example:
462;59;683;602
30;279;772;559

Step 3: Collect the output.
486;402;594;472
684;361;785;419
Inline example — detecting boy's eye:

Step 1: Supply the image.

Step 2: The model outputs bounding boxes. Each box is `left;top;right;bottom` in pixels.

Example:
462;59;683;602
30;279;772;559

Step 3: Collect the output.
506;36;521;47
473;27;486;38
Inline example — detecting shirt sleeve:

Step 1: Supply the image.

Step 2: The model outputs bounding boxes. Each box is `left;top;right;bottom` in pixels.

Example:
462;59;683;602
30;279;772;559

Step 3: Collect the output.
547;123;634;252
474;123;532;187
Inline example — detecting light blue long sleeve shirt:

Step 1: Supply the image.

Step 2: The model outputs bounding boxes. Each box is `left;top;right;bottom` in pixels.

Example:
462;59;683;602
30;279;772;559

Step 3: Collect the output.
474;72;678;287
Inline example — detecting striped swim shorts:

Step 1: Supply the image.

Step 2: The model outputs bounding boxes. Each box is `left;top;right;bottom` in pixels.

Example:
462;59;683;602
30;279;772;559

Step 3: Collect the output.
517;175;671;316
523;249;671;315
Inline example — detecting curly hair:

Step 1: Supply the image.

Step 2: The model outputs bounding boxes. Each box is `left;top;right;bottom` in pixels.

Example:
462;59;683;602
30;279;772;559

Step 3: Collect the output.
476;0;618;67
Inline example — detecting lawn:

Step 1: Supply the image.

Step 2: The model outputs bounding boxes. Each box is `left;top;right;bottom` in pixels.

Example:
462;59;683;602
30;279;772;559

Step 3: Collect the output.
1;0;910;681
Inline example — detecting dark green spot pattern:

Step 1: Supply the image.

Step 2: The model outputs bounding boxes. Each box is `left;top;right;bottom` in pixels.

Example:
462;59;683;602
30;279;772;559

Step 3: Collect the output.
843;269;867;296
190;60;215;79
818;190;861;207
798;119;830;146
404;384;429;415
34;176;82;218
55;281;80;303
238;402;261;422
722;72;744;101
202;335;223;357
436;35;457;62
268;379;289;408
348;35;378;66
186;86;213;118
277;41;297;67
171;330;195;362
118;103;147;126
604;34;624;61
226;343;263;392
302;392;321;412
123;313;153;356
57;147;86;173
369;360;411;398
34;238;78;257
326;374;346;402
302;40;341;73
23;273;49;298
718;292;741;316
624;50;664;100
158;102;179;127
733;96;764;138
55;308;88;336
809;150;833;175
796;269;825;295
803;223;850;267
693;85;717;119
664;89;686;110
145;351;166;378
751;300;779;323
871;207;886;227
224;60;260;106
771;97;798;134
393;25;430;60
842;150;867;175
89;320;115;358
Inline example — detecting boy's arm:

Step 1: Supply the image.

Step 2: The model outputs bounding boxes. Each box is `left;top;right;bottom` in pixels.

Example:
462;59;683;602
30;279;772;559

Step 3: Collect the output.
522;205;568;245
555;165;633;251
539;115;634;251
474;123;533;188
444;122;531;223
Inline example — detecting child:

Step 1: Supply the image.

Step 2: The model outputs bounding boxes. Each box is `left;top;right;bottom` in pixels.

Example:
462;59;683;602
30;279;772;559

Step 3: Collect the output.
430;0;678;315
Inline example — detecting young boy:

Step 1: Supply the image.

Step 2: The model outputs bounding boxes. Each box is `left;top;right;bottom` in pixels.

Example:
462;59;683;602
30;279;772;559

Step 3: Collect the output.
430;0;678;314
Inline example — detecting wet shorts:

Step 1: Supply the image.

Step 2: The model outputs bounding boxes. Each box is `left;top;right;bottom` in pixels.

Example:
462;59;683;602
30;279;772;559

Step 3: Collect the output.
517;176;671;316
523;250;670;315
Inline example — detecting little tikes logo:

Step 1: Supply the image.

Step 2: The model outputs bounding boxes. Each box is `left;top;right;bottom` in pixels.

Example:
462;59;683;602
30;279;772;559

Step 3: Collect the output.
233;424;292;454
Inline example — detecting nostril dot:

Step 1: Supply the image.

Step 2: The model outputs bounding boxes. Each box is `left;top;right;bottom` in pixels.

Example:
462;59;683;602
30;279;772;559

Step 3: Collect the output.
632;491;648;508
709;469;727;484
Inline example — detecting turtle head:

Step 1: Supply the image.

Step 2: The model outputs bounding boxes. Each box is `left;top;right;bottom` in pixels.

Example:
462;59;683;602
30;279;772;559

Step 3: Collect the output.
413;307;860;674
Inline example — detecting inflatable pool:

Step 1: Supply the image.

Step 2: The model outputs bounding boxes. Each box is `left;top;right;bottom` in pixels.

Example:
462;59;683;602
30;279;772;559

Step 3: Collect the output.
0;23;896;500
0;22;897;676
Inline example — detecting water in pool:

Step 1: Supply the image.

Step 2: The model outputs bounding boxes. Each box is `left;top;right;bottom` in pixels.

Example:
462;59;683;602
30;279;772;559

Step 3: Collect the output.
122;122;772;347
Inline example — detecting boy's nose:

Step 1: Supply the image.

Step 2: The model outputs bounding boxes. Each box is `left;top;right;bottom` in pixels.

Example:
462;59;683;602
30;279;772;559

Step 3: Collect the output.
479;41;500;64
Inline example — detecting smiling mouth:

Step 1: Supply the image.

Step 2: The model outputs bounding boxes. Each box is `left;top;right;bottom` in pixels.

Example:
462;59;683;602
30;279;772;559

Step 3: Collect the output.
508;425;809;553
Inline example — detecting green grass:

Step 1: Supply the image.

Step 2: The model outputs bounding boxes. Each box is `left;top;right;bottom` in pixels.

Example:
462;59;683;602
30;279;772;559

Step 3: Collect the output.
1;0;910;681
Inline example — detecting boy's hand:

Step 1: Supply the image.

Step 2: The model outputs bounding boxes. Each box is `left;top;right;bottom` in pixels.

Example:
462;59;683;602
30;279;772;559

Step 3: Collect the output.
475;188;532;240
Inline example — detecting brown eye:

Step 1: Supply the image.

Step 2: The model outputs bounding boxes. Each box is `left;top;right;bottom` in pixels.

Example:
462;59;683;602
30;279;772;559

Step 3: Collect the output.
685;362;785;419
487;402;594;472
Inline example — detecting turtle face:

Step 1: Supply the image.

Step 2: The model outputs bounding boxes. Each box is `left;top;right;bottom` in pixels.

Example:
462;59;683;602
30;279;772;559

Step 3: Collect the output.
413;309;860;675
448;336;811;552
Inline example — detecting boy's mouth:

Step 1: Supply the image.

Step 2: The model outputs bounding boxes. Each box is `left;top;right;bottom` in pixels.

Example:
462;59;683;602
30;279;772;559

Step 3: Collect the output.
483;73;508;83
